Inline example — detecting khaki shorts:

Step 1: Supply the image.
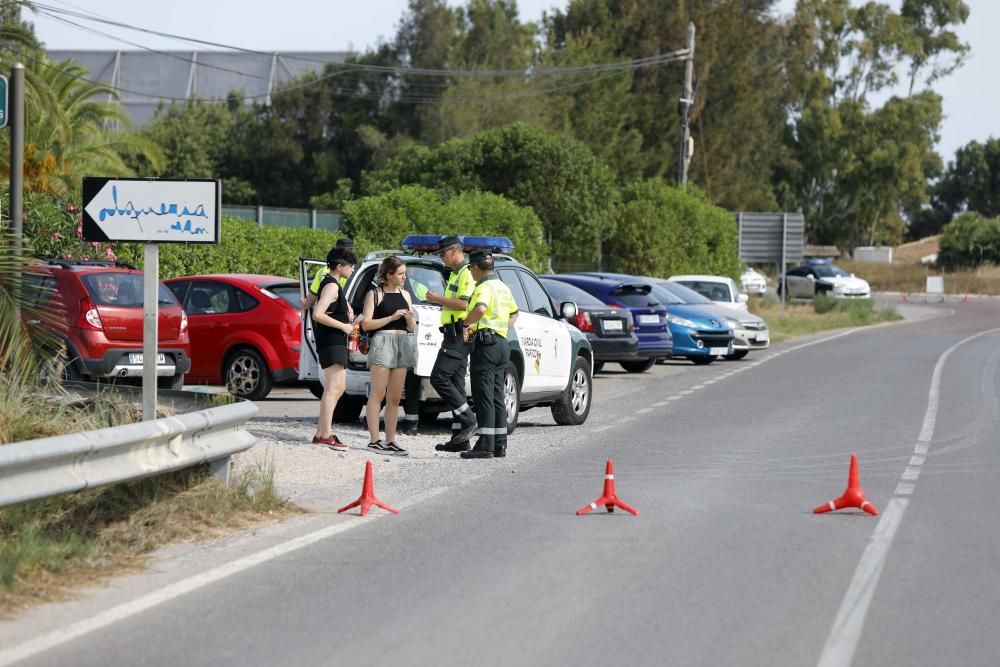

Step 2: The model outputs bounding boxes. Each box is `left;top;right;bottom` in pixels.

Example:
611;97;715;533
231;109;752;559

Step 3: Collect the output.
368;331;416;369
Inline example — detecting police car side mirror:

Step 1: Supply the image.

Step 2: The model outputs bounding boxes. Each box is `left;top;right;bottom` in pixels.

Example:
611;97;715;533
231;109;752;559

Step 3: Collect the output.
560;301;578;319
737;293;749;304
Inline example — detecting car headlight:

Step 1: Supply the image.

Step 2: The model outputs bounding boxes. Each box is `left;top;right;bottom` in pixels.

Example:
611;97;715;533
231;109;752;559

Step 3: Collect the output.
726;318;740;330
668;315;698;329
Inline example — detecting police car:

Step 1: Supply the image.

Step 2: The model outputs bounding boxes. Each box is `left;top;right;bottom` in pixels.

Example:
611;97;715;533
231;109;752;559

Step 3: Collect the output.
298;236;595;433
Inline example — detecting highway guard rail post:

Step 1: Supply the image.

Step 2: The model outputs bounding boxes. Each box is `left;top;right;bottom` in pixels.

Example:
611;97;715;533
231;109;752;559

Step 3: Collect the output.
0;386;258;509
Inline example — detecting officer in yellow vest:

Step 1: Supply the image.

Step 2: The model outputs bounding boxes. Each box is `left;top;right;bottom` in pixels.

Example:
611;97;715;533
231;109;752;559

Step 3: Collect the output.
424;236;479;450
459;250;518;459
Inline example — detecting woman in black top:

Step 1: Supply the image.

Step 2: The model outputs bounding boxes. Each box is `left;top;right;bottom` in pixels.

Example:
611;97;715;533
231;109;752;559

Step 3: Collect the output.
311;246;357;450
362;256;416;456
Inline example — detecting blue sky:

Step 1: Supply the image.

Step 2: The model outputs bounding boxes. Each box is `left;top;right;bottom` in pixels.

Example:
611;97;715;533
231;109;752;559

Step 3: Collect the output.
28;0;997;164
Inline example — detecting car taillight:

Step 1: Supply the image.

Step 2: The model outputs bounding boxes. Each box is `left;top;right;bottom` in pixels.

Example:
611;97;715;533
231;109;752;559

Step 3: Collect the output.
606;301;625;309
180;311;188;333
573;310;594;332
627;315;635;332
77;296;103;331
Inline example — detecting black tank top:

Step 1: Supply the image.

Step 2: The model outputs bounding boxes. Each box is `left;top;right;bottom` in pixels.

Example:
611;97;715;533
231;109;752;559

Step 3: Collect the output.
314;276;349;348
373;289;409;332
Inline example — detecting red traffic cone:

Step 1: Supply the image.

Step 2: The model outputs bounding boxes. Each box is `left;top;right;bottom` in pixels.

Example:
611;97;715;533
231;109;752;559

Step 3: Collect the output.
576;460;639;516
813;454;878;516
901;293;910;303
337;460;399;516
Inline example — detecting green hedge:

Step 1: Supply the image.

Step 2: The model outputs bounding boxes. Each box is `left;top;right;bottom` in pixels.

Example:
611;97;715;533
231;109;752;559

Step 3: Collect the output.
604;180;741;279
938;212;1000;269
10;191;340;279
342;185;548;272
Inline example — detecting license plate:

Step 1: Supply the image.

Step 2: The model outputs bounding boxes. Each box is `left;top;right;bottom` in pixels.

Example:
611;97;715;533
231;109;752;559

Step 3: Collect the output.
709;347;729;356
637;314;659;325
129;353;166;364
602;319;624;331
756;331;769;342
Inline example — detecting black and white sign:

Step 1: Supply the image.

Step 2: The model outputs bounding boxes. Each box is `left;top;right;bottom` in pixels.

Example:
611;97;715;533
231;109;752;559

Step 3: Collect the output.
82;177;221;244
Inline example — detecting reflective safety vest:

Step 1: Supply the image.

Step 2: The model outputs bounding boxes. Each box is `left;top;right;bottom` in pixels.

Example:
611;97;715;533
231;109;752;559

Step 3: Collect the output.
442;262;475;323
310;266;346;294
467;274;518;336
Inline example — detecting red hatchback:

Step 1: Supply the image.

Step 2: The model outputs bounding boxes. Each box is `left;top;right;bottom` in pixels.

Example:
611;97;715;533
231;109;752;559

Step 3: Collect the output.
22;260;191;387
163;274;301;400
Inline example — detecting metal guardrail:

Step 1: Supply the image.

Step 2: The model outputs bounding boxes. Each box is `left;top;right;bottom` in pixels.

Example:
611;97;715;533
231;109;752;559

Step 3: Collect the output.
0;394;258;509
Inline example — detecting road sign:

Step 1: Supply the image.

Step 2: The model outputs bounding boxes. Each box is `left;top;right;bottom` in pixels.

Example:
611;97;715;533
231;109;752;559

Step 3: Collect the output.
0;74;7;129
82;177;221;244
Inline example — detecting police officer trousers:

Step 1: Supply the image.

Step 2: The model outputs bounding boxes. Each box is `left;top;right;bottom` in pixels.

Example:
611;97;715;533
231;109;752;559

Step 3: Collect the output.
430;337;475;441
470;335;510;454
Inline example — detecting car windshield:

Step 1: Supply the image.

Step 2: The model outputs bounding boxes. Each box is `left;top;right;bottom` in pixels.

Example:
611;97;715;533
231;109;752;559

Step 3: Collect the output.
264;282;301;309
608;284;662;308
82;272;178;307
405;264;446;303
675;280;732;302
814;265;851;278
540;279;605;307
655;281;713;305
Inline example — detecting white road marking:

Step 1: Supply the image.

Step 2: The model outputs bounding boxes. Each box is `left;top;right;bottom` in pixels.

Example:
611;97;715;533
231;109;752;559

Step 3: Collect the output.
901;467;921;481
909;455;926;466
0;486;450;667
817;327;1000;667
894;482;915;496
636;407;654;414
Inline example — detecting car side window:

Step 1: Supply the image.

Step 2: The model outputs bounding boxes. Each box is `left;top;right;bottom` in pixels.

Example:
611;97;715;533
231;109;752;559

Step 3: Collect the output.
186;281;232;315
518;270;554;317
235;288;259;312
22;273;57;309
497;268;528;312
350;266;379;315
167;281;190;305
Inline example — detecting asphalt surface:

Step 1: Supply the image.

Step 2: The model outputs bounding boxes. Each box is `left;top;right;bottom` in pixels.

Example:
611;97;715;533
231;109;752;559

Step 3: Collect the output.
3;299;1000;666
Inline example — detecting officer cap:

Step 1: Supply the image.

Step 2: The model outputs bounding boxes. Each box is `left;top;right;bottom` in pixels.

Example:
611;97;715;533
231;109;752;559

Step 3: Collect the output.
468;250;492;264
436;235;462;253
335;237;354;249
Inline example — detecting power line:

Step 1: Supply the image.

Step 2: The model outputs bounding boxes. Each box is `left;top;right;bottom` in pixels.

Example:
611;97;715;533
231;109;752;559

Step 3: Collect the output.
21;0;690;79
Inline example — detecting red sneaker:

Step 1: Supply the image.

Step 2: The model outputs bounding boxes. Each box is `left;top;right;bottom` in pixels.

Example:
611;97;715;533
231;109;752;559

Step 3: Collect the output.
312;435;348;452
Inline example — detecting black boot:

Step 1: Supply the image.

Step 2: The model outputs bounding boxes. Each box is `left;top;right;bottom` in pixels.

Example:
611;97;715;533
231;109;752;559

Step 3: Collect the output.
435;440;470;452
493;446;506;458
460;449;494;459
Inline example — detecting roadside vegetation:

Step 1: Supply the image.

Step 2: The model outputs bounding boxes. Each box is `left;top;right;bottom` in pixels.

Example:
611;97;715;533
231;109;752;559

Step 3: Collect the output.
751;295;902;344
0;234;292;616
0;459;290;616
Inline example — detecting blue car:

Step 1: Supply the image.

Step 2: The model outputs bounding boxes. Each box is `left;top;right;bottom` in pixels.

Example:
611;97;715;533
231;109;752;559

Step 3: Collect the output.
547;274;673;373
572;273;734;365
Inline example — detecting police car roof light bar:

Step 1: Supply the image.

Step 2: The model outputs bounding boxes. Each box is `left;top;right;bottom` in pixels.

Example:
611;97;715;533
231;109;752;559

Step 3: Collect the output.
400;235;514;254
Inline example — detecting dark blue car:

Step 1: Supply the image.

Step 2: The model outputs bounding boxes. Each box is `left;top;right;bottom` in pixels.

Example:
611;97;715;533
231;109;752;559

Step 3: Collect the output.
573;273;734;365
547;274;673;373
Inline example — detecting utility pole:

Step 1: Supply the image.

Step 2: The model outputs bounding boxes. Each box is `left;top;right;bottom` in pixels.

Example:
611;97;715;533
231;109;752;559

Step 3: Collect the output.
9;63;25;310
677;23;695;189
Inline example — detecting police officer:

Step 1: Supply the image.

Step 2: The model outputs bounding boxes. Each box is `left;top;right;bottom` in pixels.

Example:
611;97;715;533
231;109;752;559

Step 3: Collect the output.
424;236;479;451
459;250;518;459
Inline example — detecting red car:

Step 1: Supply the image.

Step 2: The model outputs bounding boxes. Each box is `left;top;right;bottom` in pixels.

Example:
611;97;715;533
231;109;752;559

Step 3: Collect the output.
22;260;191;388
163;274;301;400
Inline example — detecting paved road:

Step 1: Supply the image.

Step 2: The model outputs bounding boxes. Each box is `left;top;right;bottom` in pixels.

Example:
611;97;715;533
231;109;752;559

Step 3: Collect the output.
4;301;1000;666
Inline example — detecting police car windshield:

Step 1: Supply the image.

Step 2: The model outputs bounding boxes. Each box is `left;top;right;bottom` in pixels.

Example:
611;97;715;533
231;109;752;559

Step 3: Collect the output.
814;265;851;278
653;281;712;305
405;265;447;303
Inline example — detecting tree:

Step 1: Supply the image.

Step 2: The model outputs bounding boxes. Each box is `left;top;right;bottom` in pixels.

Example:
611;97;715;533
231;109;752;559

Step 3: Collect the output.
362;123;616;267
935;137;1000;219
899;0;970;95
0;58;164;197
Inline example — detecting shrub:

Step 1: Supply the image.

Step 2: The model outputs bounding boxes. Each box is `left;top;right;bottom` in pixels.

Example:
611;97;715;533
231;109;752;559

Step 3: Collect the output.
343;186;548;272
813;292;838;314
604;179;741;279
938;212;1000;269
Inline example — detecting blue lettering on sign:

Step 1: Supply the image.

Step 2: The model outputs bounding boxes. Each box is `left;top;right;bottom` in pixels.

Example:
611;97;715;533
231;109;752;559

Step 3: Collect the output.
98;185;209;236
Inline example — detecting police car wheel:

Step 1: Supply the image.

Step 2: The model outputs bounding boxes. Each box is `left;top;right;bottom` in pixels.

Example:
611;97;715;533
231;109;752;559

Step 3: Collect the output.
504;361;520;434
552;356;592;426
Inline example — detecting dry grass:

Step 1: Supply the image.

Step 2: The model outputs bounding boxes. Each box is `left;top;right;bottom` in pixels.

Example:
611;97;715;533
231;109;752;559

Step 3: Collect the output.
0;456;295;617
840;259;1000;295
750;295;902;343
893;236;941;264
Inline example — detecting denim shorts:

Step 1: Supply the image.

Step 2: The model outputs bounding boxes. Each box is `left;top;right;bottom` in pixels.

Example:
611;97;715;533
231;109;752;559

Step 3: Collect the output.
368;331;416;369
